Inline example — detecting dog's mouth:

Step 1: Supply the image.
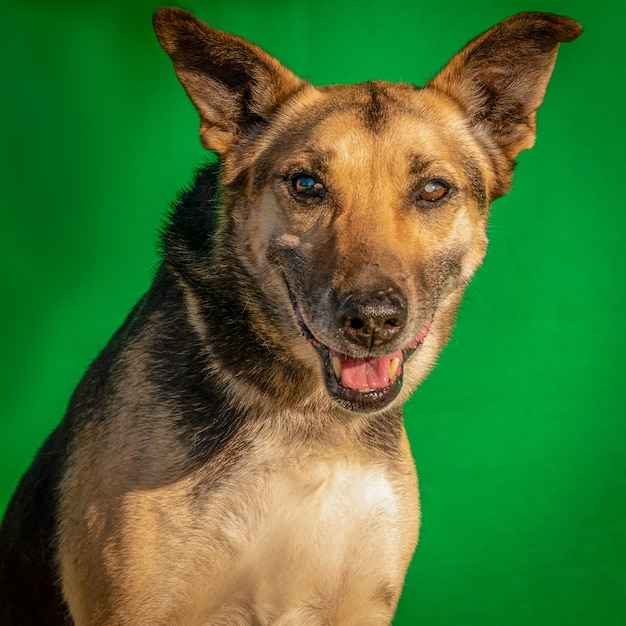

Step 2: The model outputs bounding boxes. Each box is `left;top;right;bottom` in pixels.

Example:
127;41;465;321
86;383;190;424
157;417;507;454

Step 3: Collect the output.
293;303;432;414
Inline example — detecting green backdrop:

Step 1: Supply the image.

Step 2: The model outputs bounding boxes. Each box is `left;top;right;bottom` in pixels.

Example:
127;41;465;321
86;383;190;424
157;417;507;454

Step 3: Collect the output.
1;0;624;624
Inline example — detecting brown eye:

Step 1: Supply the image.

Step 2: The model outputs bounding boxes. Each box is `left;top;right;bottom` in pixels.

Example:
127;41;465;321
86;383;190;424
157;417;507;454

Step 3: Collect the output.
419;180;449;202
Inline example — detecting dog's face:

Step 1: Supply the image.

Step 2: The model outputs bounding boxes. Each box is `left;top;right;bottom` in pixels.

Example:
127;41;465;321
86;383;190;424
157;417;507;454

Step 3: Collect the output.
154;10;581;414
247;83;492;413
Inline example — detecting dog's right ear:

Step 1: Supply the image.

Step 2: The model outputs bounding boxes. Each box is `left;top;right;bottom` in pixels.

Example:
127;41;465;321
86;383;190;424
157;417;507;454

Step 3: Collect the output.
153;8;307;155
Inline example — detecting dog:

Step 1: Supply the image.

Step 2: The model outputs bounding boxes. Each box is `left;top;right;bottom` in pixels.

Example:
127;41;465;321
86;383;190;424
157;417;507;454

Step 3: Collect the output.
0;9;581;625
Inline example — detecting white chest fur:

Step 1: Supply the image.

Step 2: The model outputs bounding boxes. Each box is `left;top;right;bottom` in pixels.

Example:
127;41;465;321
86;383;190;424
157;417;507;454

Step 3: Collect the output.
191;455;420;624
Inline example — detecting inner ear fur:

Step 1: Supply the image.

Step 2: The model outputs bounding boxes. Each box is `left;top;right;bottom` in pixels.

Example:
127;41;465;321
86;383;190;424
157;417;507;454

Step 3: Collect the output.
153;8;307;154
428;12;582;160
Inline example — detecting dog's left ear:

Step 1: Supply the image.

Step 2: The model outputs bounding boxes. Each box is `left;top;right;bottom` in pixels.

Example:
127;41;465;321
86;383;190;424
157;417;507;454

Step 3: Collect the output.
428;12;582;160
153;8;307;155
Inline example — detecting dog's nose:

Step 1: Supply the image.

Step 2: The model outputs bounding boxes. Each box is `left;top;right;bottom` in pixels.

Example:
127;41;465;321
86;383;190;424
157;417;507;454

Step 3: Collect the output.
336;290;407;350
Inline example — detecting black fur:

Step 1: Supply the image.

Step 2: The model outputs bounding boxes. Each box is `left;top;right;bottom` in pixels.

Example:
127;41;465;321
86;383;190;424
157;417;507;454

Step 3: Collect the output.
0;425;70;625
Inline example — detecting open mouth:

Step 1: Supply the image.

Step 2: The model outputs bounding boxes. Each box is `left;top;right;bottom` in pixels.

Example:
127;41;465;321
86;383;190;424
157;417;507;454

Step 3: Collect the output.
293;304;432;414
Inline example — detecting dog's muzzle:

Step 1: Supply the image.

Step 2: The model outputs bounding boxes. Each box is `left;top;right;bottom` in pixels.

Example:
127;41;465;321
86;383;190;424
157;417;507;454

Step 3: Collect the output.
292;289;432;414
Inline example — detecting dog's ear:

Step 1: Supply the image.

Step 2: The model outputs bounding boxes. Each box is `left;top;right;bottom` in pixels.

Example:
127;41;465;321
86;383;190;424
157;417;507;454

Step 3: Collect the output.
153;8;307;154
427;12;582;160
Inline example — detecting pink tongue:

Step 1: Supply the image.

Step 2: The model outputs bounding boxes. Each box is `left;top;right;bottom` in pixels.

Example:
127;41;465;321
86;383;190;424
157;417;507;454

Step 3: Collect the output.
335;351;402;391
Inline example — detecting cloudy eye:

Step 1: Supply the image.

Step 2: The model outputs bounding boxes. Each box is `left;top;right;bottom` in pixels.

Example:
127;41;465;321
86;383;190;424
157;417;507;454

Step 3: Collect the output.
418;180;449;203
293;175;316;194
289;173;326;202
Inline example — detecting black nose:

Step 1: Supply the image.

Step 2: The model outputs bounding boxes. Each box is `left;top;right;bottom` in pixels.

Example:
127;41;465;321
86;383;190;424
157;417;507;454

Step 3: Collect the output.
336;290;407;350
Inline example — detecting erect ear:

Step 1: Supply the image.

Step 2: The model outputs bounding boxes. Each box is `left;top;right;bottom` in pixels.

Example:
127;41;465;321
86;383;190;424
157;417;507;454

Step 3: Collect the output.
153;8;307;155
427;12;582;160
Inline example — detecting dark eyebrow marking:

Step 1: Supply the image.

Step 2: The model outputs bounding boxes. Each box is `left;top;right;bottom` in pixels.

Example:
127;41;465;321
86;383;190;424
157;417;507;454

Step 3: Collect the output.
461;155;488;210
280;149;335;176
407;154;438;176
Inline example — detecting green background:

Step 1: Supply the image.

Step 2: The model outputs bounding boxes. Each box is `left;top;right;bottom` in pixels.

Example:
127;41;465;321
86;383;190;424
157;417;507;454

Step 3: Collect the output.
1;0;624;623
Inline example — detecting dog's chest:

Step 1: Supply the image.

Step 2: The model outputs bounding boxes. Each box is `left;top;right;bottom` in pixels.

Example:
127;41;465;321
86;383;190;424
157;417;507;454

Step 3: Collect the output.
239;457;400;560
195;454;418;622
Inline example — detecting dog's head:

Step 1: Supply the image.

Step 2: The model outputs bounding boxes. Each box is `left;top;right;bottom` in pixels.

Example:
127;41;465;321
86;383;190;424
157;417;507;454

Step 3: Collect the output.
154;10;581;414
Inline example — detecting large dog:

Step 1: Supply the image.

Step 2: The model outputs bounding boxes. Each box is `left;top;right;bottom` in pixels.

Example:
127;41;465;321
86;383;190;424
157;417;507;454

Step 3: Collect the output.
0;9;581;625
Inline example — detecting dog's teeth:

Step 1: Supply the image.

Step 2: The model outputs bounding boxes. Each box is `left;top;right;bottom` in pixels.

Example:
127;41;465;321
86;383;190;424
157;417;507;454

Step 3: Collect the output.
332;356;343;379
389;357;401;380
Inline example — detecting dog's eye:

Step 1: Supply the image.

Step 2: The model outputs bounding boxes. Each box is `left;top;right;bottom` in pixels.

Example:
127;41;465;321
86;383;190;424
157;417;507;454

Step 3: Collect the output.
418;180;449;203
293;175;317;194
289;174;326;202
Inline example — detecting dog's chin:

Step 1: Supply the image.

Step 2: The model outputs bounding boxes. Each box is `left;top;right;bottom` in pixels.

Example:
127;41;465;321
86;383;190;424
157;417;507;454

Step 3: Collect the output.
292;304;432;415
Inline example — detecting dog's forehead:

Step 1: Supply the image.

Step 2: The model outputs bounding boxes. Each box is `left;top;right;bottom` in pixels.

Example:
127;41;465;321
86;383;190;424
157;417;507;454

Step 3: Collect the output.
269;81;478;169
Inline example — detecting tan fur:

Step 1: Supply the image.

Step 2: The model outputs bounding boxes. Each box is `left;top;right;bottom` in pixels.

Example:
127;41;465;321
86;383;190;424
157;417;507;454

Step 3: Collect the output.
0;9;581;626
55;10;579;624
